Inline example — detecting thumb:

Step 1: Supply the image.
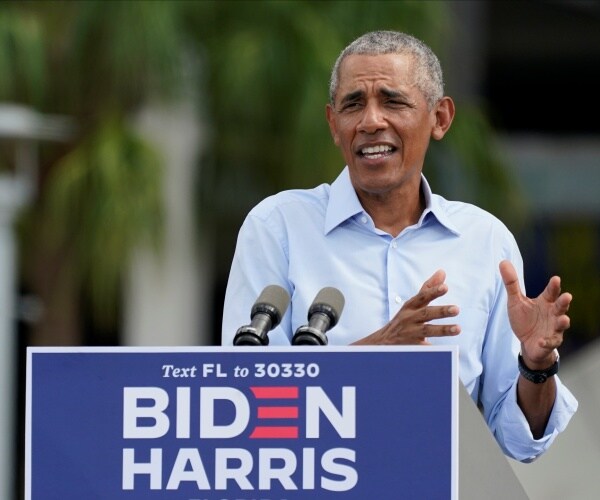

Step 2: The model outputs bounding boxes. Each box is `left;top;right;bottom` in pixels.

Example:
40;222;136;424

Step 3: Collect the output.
499;260;522;299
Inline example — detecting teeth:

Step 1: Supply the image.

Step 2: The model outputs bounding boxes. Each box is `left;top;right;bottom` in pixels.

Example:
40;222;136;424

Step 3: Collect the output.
361;145;393;155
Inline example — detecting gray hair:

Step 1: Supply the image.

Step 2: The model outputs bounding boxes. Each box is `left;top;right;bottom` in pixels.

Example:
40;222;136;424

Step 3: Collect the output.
329;31;444;109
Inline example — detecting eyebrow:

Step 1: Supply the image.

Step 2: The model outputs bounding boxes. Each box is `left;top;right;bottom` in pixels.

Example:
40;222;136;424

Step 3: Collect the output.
339;90;364;106
380;88;404;99
339;87;409;106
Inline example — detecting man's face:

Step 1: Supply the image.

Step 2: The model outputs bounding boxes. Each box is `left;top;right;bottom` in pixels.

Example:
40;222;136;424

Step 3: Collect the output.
326;53;442;199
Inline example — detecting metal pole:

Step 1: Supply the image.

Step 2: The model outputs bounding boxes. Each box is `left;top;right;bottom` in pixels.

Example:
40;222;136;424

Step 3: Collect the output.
0;104;73;500
0;176;26;500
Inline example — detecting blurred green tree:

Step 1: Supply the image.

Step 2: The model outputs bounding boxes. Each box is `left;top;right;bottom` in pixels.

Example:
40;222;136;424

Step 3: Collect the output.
2;1;177;343
188;1;524;219
182;0;527;343
1;0;528;346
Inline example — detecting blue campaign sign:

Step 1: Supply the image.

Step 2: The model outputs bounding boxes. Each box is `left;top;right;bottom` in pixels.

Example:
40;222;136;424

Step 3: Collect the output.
26;346;458;500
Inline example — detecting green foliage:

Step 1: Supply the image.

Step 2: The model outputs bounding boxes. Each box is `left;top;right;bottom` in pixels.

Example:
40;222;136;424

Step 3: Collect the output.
189;0;451;217
3;1;182;331
182;0;523;235
42;115;164;325
0;7;45;105
65;1;183;115
430;103;528;229
6;0;593;349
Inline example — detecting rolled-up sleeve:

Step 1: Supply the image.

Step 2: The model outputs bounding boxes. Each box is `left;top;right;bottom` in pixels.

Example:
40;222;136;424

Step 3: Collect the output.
491;375;578;462
480;236;578;461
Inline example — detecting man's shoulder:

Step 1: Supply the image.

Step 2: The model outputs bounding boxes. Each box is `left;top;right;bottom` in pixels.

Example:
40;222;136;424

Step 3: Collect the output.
248;183;330;221
432;194;512;233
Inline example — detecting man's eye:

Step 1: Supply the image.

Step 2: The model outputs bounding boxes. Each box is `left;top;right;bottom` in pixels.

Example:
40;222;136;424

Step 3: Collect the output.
342;102;361;111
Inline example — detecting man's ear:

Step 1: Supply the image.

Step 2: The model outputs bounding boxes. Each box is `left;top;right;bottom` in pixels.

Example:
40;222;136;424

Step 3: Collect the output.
431;96;455;140
326;103;340;146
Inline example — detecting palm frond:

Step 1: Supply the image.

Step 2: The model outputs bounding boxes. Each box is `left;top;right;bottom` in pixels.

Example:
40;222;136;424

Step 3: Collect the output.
43;114;164;324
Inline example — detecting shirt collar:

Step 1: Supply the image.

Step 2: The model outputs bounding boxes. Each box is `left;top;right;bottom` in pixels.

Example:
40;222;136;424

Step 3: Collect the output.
324;166;461;236
324;167;364;234
419;175;461;236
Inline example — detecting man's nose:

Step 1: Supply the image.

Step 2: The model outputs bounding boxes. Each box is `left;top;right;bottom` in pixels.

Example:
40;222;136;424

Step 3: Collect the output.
358;103;387;133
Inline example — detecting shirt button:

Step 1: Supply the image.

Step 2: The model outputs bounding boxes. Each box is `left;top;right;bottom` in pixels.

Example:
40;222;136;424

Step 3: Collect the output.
361;216;368;224
395;295;402;304
391;241;398;248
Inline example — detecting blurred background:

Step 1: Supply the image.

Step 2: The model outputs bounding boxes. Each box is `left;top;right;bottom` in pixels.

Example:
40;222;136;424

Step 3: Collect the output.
1;0;599;498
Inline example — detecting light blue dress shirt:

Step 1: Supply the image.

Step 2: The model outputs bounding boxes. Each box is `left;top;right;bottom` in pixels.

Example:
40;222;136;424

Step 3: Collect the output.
222;166;578;461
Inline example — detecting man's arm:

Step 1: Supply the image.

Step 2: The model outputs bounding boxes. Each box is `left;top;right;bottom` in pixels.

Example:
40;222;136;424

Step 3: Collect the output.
222;214;293;345
499;259;572;438
517;366;557;438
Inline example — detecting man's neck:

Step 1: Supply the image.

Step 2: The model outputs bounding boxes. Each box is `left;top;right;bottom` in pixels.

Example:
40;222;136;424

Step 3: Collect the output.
357;185;425;238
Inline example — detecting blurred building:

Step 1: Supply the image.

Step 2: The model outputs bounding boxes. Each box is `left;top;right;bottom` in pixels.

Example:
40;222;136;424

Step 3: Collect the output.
447;0;600;351
449;2;600;498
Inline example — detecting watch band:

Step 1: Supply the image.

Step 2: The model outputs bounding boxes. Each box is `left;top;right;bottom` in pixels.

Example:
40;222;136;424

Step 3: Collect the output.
518;351;560;384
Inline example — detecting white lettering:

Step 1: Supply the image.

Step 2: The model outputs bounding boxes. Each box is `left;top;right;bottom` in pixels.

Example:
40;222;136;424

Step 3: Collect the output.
162;365;197;377
122;448;162;490
200;387;249;438
321;448;358;492
165;448;210;490
214;448;254;490
123;387;169;439
176;387;190;439
121;446;358;492
258;448;298;490
302;447;315;489
306;387;356;438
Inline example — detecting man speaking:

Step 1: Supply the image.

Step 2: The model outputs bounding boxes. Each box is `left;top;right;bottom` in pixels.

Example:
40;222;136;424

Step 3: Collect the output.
221;30;577;462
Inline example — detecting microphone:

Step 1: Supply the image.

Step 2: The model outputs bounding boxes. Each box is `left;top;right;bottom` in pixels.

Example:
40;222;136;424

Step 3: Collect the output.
292;287;345;345
233;285;291;346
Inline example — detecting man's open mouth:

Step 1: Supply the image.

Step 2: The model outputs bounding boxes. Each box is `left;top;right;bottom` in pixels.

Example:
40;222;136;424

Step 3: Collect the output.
359;144;395;159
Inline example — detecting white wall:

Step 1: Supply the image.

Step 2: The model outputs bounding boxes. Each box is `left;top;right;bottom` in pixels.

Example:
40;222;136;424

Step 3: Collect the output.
123;98;213;346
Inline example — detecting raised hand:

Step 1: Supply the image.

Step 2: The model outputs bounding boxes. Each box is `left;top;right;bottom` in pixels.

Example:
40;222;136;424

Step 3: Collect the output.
354;269;460;345
499;260;572;368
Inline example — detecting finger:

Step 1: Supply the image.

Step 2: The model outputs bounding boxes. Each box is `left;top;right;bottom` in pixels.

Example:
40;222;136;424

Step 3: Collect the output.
422;269;446;289
409;270;448;308
554;315;570;332
499;260;522;299
418;304;460;322
554;292;573;315
542;275;562;303
421;323;461;338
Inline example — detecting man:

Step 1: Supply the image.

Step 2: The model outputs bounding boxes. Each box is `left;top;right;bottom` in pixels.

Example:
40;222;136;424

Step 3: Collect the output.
221;31;577;461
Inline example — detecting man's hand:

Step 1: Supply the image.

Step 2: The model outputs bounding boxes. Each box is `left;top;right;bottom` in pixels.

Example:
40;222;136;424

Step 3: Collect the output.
499;260;572;369
353;269;460;345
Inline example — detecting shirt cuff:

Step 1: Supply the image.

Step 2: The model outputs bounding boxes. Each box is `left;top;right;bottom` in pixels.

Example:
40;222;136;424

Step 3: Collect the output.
493;375;578;462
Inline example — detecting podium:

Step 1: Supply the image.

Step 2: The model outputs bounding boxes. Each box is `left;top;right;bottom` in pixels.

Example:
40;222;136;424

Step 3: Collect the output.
25;346;528;499
458;382;528;499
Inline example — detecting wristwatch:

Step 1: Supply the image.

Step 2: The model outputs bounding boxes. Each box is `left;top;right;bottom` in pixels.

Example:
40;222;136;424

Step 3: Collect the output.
518;350;560;384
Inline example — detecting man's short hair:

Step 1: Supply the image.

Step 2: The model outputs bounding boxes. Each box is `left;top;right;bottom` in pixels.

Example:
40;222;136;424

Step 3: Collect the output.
329;31;444;109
